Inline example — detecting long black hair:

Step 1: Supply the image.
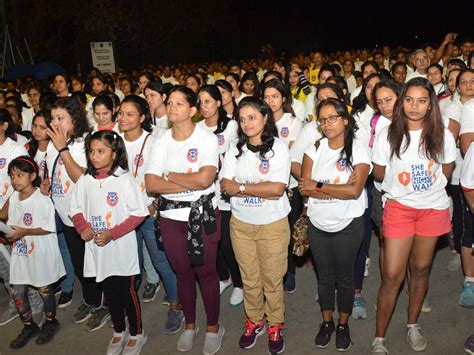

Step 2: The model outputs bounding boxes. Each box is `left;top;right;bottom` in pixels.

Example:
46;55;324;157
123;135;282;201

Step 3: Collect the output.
120;95;153;132
198;85;230;134
0;108;19;141
85;130;128;177
235;96;278;161
27;110;51;158
352;73;381;115
215;79;237;118
316;98;357;171
8;155;41;187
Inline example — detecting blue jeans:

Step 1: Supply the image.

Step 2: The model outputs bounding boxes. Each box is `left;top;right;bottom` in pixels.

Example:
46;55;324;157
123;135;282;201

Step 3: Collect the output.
57;231;75;293
136;216;178;302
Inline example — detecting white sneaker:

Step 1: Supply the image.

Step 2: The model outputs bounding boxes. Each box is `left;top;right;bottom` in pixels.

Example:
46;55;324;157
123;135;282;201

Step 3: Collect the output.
177;326;199;352
447;252;462;272
371;337;389;354
122;332;148;355
421;298;432;313
203;324;225;355
230;287;244;307
364;257;371;277
219;278;232;295
407;324;427;352
106;331;128;355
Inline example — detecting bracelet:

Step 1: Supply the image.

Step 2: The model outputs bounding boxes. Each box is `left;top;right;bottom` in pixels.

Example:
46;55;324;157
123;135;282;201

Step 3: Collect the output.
58;146;69;154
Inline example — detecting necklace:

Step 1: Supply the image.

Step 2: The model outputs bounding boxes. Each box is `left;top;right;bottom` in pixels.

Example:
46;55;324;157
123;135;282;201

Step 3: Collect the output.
98;178;105;188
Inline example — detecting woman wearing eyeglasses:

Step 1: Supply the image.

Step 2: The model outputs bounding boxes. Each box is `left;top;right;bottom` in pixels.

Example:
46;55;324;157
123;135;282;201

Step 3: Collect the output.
298;98;371;352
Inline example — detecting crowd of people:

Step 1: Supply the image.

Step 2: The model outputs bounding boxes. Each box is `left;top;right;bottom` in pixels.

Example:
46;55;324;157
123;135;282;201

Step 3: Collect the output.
0;32;473;355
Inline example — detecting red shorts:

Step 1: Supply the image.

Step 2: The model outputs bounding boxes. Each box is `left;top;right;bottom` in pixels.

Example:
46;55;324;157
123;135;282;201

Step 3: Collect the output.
383;200;451;238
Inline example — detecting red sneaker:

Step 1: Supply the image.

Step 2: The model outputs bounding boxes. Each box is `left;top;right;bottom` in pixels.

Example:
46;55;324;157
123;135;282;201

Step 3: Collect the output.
239;318;266;349
268;324;286;353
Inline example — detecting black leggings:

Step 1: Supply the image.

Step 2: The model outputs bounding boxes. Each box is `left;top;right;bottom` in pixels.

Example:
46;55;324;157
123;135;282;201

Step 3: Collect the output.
308;216;364;314
217;210;243;287
102;275;142;336
12;284;56;324
62;223;102;307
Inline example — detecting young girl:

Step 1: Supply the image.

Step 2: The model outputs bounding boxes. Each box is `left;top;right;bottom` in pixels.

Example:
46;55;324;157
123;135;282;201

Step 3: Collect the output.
197;85;242;307
92;94;120;133
28;111;75;309
371;78;457;354
262;79;303;294
145;86;224;354
220;97;291;354
299;99;370;352
2;156;65;349
69;130;149;354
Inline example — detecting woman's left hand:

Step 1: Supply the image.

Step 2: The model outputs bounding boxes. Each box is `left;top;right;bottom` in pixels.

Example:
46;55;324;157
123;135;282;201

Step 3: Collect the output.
220;178;240;196
94;230;112;247
298;178;317;193
46;124;68;151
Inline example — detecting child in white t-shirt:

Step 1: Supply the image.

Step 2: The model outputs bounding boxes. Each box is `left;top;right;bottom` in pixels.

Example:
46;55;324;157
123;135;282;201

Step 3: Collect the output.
1;156;65;349
69;130;149;355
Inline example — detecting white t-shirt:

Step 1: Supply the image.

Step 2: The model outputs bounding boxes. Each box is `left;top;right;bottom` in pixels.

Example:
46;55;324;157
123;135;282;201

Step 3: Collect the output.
290;121;323;165
121;131;156;207
34;149;48;180
85;97;96;128
146;124;219;221
47;139;87;226
350;86;362;105
305;91;317;120
152;114;169;130
0;138;28;208
275;113;303;189
433;83;445;96
305;139;372;233
22;107;35;131
92;122;121;134
345;75;357;95
197;119;238;211
460;142;474;189
406;70;427;82
372;127;457;209
292;98;306;123
69;171;148;282
235;92;248;106
9;189;65;287
459;99;474;135
219;138;291;225
353;106;376;148
160;76;178;85
373;115;392;191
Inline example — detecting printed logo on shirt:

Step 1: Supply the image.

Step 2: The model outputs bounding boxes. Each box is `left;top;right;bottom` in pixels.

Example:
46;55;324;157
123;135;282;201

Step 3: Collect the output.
0;158;6;169
2;183;8;196
239;180;266;207
39;160;46;172
409;161;436;191
91;215;107;231
217;134;225;146
259;160;270;174
336;158;346;172
280;127;289;138
398;171;411;186
14;238;28;256
58;158;64;166
134;154;144;167
106;192;119;207
187;148;198;163
23;213;33;226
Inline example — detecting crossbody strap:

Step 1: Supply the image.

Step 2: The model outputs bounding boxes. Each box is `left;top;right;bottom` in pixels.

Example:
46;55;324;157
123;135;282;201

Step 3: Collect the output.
133;133;152;178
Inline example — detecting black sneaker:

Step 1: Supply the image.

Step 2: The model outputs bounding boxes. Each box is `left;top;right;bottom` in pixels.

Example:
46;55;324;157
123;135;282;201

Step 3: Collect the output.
142;283;160;303
335;323;352;351
10;323;40;349
57;291;73;309
36;319;60;345
72;303;95;324
315;320;335;348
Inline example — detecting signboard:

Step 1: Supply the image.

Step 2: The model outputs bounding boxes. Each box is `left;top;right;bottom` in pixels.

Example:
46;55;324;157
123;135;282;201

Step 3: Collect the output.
90;42;116;73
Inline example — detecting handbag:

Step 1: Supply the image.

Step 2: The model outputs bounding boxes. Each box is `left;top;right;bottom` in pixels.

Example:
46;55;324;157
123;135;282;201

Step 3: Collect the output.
291;139;321;257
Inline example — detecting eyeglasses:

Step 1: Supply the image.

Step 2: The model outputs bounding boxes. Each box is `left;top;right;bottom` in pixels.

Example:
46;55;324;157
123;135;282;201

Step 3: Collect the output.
317;114;341;126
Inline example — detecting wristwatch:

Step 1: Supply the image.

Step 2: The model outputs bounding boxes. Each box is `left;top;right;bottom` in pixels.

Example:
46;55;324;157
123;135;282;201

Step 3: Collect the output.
162;171;170;182
315;181;324;192
239;184;246;194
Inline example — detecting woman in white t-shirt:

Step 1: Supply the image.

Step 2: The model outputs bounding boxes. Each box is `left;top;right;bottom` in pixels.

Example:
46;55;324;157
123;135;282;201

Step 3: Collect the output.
2;156;65;349
40;97;104;323
262;79;303;294
69;131;148;354
299;98;371;351
145;86;224;354
197;85;242;306
215;79;238;119
144;81;169;130
225;72;247;105
91;94;120;133
220;97;290;354
371;78;457;354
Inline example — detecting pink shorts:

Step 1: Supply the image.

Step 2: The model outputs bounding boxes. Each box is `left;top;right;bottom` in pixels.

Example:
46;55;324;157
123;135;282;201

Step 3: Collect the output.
383;200;451;238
